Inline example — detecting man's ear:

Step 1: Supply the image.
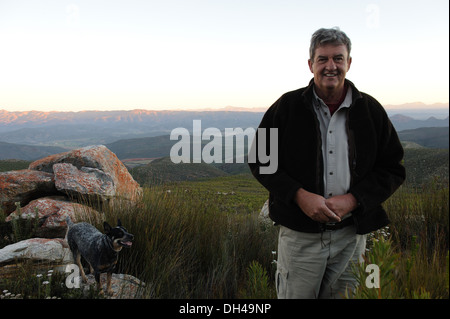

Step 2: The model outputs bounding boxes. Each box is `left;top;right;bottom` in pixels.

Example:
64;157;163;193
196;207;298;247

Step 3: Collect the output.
308;59;314;73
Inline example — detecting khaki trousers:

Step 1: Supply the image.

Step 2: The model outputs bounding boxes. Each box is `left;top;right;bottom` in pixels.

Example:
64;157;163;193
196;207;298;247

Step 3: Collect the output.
275;224;366;299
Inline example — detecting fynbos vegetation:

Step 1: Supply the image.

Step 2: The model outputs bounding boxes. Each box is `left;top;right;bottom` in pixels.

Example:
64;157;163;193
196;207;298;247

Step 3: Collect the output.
1;154;448;299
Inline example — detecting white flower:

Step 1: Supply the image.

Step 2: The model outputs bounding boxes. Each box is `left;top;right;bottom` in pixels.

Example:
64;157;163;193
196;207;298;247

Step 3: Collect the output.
36;274;43;278
42;281;50;285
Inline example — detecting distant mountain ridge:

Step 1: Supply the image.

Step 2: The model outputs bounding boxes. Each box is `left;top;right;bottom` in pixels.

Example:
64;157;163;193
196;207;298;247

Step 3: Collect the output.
1;126;448;162
389;114;448;131
0;109;265;147
0;104;448;130
0;109;264;131
0;106;448;148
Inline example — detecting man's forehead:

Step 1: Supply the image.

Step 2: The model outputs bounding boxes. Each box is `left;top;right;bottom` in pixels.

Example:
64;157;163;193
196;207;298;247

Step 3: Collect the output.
314;44;349;57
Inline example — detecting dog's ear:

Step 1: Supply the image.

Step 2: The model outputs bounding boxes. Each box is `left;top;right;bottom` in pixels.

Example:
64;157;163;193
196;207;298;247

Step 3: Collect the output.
103;221;112;233
117;219;122;227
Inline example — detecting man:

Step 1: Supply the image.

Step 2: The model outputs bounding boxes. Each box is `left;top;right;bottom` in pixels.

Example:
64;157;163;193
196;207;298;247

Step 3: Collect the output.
249;27;405;299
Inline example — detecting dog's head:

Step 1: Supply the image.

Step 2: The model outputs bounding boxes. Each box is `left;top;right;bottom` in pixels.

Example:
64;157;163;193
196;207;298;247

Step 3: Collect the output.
104;219;134;251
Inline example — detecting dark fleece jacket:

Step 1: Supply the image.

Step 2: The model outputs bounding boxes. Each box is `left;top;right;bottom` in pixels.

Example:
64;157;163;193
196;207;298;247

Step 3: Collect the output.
249;79;405;234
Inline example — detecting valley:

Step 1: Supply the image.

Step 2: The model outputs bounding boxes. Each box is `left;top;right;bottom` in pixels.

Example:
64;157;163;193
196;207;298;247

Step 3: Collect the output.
0;106;448;188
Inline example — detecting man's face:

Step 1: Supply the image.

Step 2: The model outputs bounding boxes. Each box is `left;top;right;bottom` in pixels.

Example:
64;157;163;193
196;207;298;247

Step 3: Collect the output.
308;44;352;97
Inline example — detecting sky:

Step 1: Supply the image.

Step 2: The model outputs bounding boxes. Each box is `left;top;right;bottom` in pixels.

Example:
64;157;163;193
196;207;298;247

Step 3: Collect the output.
0;0;448;112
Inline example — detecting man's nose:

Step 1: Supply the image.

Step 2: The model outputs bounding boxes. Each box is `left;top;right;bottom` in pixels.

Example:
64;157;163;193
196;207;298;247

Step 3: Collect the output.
325;58;337;70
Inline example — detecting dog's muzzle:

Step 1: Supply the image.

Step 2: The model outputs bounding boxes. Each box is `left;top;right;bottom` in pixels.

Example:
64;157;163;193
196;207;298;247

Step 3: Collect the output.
119;233;134;248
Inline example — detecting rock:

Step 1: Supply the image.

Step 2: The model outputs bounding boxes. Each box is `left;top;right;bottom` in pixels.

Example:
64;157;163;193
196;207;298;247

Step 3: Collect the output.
5;196;102;238
53;163;115;201
0;238;145;299
29;145;142;204
0;239;144;299
259;199;269;218
0;169;58;215
0;238;73;269
82;273;146;299
0;145;145;298
258;199;274;226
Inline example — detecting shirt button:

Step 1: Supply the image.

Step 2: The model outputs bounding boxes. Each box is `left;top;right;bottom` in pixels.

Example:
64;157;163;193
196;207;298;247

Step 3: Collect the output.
329;150;333;154
329;172;334;175
329;130;333;134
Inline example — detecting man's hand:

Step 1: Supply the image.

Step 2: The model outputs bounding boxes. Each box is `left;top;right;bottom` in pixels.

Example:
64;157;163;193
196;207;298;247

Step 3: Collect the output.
294;188;341;223
324;194;358;219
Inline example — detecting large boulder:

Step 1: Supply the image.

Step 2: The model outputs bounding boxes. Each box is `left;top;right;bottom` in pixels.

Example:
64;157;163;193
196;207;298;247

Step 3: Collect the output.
0;238;73;272
53;163;115;201
5;196;102;238
29;145;142;204
0;169;58;215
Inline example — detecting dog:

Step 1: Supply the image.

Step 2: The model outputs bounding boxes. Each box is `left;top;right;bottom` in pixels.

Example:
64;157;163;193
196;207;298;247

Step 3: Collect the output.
66;217;134;295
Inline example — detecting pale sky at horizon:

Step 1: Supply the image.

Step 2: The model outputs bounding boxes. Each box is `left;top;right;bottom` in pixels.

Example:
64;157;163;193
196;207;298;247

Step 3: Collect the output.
0;0;448;112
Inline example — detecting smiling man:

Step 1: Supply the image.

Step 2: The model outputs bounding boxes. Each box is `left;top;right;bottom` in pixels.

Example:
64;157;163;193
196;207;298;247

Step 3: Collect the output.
309;42;351;107
249;27;405;298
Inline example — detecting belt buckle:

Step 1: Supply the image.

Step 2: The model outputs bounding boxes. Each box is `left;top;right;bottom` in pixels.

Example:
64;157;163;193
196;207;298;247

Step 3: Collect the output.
323;222;337;232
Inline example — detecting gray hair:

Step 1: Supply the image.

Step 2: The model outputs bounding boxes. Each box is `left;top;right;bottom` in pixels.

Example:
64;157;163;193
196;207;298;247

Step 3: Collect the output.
309;27;352;60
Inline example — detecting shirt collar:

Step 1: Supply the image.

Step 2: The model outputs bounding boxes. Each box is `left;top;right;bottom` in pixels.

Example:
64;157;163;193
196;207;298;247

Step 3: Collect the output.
312;85;353;109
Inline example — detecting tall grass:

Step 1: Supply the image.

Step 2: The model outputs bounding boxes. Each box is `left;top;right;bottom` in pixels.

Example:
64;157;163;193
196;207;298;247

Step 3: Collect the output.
97;182;277;298
1;175;448;299
349;180;449;299
385;180;449;252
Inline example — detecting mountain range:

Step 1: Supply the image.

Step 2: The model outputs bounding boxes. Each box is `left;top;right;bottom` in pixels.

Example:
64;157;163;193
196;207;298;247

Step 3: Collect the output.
0;107;448;147
0;106;448;161
0;109;264;147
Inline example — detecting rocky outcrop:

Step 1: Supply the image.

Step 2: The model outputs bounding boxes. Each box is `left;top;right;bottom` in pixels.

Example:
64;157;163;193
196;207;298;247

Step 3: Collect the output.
0;169;58;215
1;145;142;236
0;145;144;298
29;145;142;203
1;144;142;218
5;196;102;238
